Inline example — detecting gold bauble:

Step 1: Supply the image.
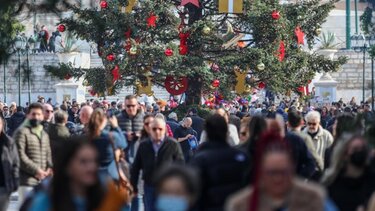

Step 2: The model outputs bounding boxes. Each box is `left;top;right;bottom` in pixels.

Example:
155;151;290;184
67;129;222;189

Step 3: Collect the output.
315;27;322;36
129;46;137;55
202;26;211;35
257;62;265;71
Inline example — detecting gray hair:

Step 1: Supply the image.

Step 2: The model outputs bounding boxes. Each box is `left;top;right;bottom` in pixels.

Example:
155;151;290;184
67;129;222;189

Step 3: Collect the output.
54;110;68;124
305;111;321;123
155;113;166;122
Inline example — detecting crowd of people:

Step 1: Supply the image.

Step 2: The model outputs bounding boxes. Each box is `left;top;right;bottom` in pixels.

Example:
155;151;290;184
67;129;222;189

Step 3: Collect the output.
0;95;375;211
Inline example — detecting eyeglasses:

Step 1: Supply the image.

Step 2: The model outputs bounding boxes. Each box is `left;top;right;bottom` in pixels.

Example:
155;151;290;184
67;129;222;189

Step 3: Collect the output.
152;127;163;131
240;132;247;136
307;122;318;126
126;104;137;108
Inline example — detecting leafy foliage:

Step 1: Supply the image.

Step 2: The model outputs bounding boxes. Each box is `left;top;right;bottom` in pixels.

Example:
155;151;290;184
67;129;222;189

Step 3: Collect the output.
319;32;340;49
43;0;346;101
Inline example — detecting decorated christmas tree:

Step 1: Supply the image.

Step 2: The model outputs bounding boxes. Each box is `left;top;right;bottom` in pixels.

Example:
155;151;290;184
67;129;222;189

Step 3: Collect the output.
45;0;346;105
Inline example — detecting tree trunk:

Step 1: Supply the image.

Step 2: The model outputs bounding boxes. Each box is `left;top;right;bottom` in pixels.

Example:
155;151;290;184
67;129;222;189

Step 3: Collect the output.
185;75;202;105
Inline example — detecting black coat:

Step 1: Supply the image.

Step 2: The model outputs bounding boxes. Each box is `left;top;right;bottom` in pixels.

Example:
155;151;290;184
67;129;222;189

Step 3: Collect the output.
0;132;19;193
328;168;375;211
7;112;25;136
190;141;249;211
130;137;184;192
285;132;316;179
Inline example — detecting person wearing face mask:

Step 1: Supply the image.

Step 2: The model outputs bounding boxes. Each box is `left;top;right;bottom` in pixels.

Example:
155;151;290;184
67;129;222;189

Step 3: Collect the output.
155;165;199;211
322;134;375;211
13;103;53;203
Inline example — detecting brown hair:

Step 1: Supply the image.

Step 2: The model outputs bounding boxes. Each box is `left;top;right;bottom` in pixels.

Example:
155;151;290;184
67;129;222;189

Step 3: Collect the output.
88;109;106;139
125;95;137;101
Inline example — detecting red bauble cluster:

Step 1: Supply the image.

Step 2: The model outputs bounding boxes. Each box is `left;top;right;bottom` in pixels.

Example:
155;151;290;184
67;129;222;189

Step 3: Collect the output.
179;32;190;55
165;48;173;57
100;1;108;9
258;82;266;89
64;74;72;80
212;79;220;88
58;24;66;32
106;54;115;61
271;10;280;20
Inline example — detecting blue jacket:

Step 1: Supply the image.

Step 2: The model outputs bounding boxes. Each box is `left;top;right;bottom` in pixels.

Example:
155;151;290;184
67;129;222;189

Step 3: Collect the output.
92;127;127;180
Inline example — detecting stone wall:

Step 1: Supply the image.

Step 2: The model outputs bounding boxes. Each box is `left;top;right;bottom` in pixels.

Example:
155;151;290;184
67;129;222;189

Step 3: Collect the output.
329;50;373;103
0;53;62;106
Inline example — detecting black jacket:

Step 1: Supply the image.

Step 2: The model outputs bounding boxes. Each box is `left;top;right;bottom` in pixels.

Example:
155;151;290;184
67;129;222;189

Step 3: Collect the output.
130;137;184;192
285;132;316;179
0;132;19;193
7;112;25;136
190;141;249;211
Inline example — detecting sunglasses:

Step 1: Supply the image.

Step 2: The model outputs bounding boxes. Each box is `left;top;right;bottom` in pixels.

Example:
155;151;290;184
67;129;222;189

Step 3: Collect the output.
126;104;137;108
240;132;247;136
307;122;318;126
152;127;163;131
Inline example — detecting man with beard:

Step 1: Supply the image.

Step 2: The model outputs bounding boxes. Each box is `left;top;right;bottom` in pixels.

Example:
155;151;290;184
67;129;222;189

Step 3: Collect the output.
13;103;52;203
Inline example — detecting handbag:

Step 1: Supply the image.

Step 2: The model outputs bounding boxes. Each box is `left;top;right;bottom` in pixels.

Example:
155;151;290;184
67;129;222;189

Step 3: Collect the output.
109;132;134;203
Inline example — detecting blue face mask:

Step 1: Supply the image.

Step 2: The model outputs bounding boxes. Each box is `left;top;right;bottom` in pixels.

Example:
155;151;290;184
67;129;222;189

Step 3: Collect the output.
156;195;189;211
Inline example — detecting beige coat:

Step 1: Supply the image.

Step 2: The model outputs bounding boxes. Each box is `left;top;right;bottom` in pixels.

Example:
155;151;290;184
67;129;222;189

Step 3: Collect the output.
225;179;326;211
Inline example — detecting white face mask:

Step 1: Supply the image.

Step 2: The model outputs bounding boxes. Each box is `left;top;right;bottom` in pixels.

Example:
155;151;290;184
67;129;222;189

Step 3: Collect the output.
156;195;189;211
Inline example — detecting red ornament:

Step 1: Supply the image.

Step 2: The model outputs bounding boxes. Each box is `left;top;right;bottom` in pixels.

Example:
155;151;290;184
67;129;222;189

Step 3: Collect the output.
64;74;72;80
308;80;312;84
258;82;266;89
295;26;305;45
57;24;66;32
164;76;188;95
212;79;220;88
165;48;173;57
297;86;306;95
181;0;200;7
111;65;120;83
278;41;285;62
124;29;132;39
179;45;188;55
271;10;280;20
100;1;108;8
106;54;115;61
89;88;97;97
147;14;157;27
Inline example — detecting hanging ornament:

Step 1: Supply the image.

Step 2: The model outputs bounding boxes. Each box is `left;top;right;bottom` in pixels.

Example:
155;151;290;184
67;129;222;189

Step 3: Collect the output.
297;86;306;95
295;26;305;45
64;74;72;80
111;65;120;83
258;81;266;89
271;10;280;20
179;45;188;55
278;41;285;62
147;14;157;27
124;29;132;39
202;26;211;35
100;0;108;9
181;0;200;7
106;54;115;61
211;63;220;72
234;68;248;95
212;79;220;88
315;27;322;36
57;24;66;32
218;0;243;14
237;41;246;48
257;62;265;71
165;48;174;57
129;46;137;55
135;76;154;96
164;76;189;95
89;87;97;97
